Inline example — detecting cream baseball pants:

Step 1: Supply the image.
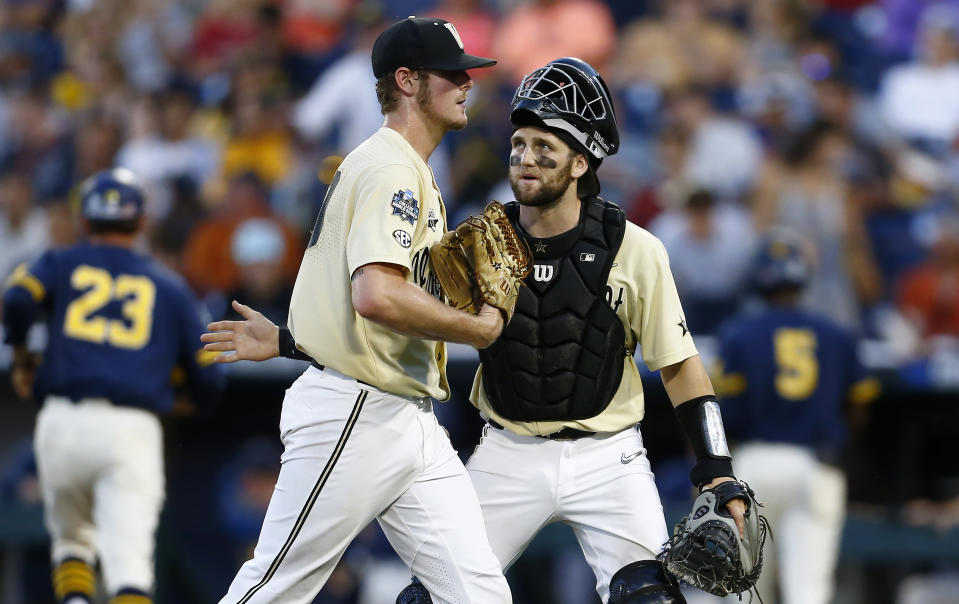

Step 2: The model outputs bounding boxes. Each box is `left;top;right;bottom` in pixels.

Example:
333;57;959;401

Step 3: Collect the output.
220;365;510;604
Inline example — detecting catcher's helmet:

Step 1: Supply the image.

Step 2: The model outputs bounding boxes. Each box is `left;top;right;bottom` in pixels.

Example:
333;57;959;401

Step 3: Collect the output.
752;230;810;295
510;57;619;196
80;168;145;227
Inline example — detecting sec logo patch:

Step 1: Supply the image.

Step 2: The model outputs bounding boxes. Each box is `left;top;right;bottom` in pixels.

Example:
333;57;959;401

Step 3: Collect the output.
393;229;412;248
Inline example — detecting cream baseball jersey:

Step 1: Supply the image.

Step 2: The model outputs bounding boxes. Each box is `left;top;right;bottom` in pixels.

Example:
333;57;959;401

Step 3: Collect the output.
472;221;698;434
289;127;450;399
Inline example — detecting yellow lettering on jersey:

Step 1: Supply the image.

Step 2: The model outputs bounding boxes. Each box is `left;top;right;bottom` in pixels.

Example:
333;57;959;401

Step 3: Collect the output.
109;275;156;349
710;359;747;397
64;265;156;350
65;266;112;342
773;328;819;400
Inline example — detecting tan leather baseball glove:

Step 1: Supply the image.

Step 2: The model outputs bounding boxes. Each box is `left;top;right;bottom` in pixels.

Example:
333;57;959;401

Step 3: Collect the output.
430;201;532;322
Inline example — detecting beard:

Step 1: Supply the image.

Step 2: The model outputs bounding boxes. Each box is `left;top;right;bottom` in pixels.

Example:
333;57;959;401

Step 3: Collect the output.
509;159;575;207
417;78;467;131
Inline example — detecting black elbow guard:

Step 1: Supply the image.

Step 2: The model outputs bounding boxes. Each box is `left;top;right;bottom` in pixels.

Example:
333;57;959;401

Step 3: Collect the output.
674;395;734;488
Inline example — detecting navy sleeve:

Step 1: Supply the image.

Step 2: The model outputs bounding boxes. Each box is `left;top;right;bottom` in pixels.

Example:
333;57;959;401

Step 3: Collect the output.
842;329;868;386
2;286;36;345
2;253;57;345
715;323;750;440
172;281;226;411
840;327;879;405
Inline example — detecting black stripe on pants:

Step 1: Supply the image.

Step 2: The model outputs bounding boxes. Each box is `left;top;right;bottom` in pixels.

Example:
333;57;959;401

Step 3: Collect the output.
236;389;368;603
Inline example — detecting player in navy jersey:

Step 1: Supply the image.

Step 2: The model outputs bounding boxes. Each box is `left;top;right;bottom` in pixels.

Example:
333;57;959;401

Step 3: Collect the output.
3;168;224;604
707;230;880;604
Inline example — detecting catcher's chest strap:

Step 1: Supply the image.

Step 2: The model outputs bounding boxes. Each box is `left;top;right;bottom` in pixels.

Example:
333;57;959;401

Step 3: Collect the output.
487;418;596;440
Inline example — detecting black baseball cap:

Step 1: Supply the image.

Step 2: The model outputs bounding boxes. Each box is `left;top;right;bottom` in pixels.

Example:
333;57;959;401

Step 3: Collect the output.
371;16;496;78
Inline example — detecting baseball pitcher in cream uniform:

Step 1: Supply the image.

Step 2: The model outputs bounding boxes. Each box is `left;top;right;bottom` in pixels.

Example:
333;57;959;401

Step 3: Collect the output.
210;17;510;604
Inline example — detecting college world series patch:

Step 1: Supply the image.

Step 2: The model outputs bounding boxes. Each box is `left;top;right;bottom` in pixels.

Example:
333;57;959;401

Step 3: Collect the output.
391;189;420;225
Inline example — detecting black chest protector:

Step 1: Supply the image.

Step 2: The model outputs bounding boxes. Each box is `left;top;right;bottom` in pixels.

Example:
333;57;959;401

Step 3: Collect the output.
480;196;628;422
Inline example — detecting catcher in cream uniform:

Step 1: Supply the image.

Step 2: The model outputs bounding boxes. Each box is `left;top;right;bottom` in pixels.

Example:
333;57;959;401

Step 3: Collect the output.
206;17;510;604
395;58;753;604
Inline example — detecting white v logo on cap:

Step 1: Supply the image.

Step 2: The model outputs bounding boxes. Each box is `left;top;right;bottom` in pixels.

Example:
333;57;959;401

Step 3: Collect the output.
443;22;464;49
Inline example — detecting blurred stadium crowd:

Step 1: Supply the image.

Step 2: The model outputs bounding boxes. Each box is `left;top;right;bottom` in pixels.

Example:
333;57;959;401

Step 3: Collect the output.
9;0;959;349
4;0;959;603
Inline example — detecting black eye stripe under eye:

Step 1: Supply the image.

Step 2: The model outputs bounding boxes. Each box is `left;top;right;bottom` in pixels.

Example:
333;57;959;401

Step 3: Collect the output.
535;155;557;168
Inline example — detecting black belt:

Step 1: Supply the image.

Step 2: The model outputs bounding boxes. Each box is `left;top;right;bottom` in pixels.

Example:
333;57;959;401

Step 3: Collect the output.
487;418;596;440
311;360;373;387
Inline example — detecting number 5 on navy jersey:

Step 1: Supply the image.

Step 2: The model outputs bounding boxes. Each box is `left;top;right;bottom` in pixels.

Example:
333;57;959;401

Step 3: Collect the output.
773;328;818;400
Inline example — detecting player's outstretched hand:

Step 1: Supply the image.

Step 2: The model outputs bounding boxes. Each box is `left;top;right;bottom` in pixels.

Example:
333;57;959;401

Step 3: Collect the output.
202;300;279;363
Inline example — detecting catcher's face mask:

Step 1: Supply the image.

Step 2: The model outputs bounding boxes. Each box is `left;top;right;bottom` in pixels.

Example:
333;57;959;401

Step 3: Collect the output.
510;58;619;197
510;58;620;162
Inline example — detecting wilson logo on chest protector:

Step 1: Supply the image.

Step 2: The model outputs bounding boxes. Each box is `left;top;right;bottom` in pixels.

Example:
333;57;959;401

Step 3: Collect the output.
533;264;554;282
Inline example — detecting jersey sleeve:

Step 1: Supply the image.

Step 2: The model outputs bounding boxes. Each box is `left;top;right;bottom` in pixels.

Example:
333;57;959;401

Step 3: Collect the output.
171;280;226;410
715;324;750;439
2;252;57;345
346;164;423;275
632;233;698;371
715;321;748;398
841;329;880;406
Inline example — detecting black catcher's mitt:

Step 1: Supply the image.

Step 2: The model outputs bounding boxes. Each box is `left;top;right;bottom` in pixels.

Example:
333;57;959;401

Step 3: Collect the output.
659;480;769;599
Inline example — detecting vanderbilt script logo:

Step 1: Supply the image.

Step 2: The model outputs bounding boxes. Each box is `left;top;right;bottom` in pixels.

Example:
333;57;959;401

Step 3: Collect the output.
533;264;554;282
411;247;443;300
